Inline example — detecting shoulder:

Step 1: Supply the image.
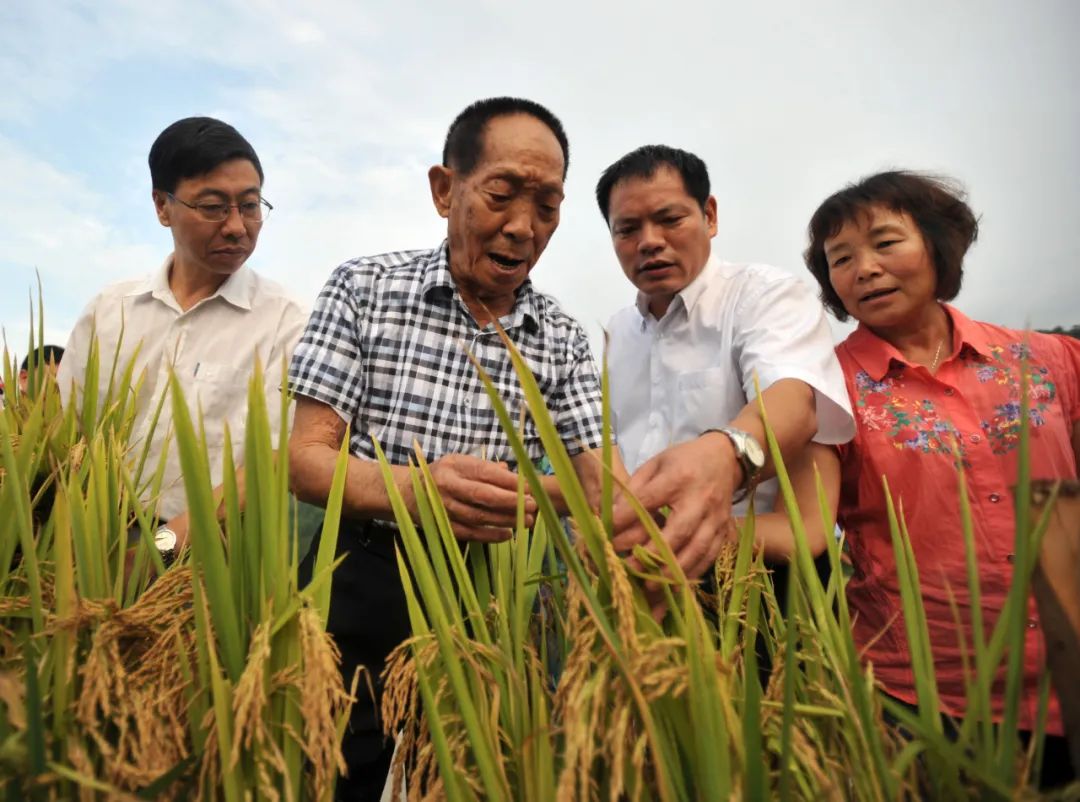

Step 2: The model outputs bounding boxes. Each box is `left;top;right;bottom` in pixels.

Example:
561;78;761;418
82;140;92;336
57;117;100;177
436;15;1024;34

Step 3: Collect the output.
336;248;432;286
529;288;592;346
978;321;1080;371
704;261;818;314
606;304;641;332
87;276;149;308
247;270;307;315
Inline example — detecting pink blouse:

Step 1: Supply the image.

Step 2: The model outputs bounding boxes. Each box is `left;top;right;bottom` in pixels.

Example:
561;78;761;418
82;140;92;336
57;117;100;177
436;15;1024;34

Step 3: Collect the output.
836;305;1080;734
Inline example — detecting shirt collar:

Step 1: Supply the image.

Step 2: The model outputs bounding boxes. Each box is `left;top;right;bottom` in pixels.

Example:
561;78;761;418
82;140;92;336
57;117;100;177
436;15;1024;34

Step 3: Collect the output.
422;240;540;332
634;253;718;324
843;303;989;380
124;254;255;312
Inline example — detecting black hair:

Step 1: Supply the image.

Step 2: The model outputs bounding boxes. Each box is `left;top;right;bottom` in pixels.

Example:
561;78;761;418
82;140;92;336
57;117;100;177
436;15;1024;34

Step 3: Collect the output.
442;97;569;178
804;170;979;321
20;344;65;371
595;145;711;223
148;117;263;193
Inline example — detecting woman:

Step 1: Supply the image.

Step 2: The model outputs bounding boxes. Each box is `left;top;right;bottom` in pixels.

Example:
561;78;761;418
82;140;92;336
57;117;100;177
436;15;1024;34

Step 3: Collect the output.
803;171;1079;785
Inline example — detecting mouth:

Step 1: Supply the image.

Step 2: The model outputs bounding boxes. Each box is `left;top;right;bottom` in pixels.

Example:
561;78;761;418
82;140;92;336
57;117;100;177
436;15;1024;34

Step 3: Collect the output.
213;247;247;256
488;252;527;271
638;259;675;275
859;287;899;303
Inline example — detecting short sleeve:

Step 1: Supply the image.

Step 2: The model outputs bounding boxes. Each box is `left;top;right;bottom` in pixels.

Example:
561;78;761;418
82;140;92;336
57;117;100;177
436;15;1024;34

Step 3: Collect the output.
287;264;367;422
55;295;101;409
733;275;854;445
550;324;606;456
1049;333;1080;423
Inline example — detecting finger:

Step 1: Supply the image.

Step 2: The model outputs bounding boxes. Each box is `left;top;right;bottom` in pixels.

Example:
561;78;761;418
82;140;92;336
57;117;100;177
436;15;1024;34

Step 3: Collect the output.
464;457;527;491
682;530;724;582
610;460;662;528
442;495;521;528
453;524;513;543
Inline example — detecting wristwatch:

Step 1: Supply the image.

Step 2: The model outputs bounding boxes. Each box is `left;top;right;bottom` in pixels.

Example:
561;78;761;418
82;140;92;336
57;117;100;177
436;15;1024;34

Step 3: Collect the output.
154;526;178;568
705;427;766;504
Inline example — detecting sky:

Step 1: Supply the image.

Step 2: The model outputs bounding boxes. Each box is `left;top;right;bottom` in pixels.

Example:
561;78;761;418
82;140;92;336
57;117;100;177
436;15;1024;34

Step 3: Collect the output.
2;0;1078;359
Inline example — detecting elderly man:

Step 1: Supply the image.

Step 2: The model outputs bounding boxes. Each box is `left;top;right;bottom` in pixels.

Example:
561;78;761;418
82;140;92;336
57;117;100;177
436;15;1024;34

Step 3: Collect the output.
598;145;854;584
57;117;307;562
288;97;612;799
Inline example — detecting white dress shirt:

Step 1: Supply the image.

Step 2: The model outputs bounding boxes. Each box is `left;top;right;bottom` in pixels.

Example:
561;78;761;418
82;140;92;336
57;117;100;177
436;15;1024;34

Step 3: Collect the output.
606;255;855;513
57;256;308;520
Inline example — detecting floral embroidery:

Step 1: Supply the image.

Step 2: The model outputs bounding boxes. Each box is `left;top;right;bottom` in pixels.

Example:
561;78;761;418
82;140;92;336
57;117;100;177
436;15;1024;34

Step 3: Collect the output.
966;344;1056;455
853;370;964;458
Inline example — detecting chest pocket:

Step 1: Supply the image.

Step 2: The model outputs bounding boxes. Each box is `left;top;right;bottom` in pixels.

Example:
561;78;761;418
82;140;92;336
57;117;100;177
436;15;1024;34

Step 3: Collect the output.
675;367;732;432
191;362;250;422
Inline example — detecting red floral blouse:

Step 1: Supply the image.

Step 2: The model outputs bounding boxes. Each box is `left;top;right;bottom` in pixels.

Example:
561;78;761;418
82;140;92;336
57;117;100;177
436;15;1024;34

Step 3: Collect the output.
836;305;1080;734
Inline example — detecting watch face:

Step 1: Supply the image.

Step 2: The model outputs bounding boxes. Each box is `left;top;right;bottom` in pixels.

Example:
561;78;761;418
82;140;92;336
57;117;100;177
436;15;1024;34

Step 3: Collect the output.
154;528;177;551
744;435;766;469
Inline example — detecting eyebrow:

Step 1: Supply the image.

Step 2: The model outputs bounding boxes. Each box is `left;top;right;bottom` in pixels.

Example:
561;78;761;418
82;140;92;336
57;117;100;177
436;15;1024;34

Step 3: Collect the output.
486;170;565;199
824;222;907;255
194;186;262;199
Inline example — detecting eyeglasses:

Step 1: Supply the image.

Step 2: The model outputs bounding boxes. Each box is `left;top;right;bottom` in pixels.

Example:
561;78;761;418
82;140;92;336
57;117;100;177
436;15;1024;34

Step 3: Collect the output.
166;193;273;223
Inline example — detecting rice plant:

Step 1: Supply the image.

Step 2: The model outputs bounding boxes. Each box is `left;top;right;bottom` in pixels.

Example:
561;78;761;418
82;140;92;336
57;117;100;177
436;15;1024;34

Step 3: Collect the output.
0;294;352;800
375;329;1077;801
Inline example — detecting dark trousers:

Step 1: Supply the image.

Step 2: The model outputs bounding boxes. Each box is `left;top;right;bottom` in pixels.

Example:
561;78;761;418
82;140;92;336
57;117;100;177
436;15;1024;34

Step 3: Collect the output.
300;521;410;802
883;694;1077;790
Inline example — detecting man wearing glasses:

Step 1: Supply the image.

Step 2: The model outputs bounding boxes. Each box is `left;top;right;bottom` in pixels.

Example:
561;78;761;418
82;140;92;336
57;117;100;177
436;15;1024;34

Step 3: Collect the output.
57;116;307;557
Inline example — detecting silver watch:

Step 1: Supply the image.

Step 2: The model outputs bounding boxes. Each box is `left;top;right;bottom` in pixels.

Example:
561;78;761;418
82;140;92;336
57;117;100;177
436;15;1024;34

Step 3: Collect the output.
154;526;178;566
706;427;766;504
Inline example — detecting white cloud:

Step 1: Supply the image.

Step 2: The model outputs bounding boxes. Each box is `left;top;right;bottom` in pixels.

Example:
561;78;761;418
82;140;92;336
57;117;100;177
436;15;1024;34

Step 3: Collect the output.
2;0;1079;356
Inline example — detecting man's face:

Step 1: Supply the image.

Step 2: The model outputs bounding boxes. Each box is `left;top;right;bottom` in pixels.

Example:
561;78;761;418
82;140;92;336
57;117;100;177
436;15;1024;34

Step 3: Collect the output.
433;114;565;306
607;166;717;312
152;158;263;278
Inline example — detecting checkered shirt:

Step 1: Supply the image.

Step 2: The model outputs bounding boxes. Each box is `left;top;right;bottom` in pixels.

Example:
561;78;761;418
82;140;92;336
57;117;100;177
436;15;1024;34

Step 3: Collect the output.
288;241;606;467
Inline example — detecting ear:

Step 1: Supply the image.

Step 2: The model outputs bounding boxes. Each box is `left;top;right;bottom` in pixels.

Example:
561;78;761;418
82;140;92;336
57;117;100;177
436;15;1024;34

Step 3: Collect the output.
428;165;454;219
704;195;718;238
152;189;171;227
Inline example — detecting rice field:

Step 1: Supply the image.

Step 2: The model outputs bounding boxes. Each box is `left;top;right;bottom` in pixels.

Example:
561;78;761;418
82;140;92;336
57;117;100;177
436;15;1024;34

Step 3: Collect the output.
1;307;1076;799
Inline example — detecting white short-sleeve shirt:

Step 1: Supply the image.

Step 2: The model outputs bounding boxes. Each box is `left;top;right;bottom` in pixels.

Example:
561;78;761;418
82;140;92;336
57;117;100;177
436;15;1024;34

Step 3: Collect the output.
56;256;309;520
606;255;855;513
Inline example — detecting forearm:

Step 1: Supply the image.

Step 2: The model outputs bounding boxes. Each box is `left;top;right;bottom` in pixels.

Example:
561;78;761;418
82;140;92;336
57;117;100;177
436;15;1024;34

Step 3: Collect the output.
736;441;839;561
728;378;817;480
290;440;410;521
740;511;828;562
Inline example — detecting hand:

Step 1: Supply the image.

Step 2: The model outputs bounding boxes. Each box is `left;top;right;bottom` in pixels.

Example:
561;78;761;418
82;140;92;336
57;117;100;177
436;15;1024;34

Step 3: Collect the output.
612;432;741;581
405;454;536;543
163;513;191;552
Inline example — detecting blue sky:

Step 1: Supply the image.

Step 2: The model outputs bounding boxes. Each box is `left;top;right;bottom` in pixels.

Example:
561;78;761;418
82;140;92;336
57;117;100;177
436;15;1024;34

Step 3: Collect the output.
3;0;1079;356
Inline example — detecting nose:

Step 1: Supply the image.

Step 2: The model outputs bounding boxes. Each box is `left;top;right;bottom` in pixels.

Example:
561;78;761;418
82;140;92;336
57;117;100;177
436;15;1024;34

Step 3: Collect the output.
220;205;247;238
853;251;884;281
501;201;535;242
637;221;664;254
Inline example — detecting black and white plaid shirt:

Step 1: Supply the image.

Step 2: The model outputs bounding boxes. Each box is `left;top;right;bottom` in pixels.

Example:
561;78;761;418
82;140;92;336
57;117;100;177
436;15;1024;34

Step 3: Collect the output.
289;242;606;467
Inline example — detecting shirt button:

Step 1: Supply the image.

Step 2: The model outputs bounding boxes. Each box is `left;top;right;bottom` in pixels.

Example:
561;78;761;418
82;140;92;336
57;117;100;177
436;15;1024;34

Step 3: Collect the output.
1005;553;1015;564
988;493;1002;503
943;388;954;396
969;433;982;444
1027;619;1038;630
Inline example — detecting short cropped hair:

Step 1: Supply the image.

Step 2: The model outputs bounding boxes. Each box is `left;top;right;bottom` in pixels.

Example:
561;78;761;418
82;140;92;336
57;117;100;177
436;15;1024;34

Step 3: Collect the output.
595;145;710;223
442;97;569;178
20;344;65;371
804;170;979;321
148;117;263;194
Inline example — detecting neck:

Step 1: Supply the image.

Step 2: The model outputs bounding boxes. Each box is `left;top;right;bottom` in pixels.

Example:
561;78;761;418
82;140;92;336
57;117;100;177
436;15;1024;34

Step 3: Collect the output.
169;257;230;311
458;285;515;329
647;293;674;320
870;303;952;369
